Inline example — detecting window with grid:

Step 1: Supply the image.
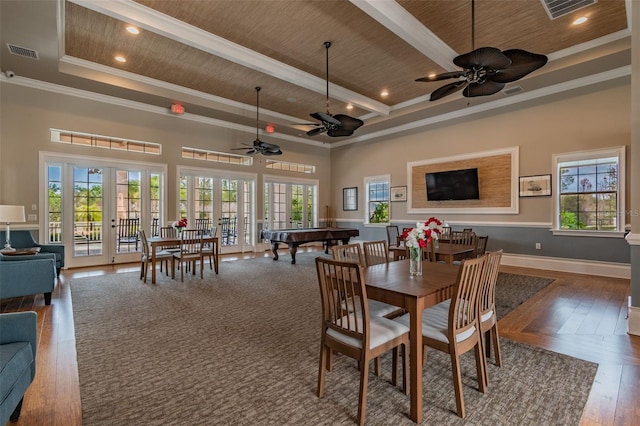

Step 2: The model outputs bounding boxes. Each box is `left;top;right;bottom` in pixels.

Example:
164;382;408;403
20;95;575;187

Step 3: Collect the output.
194;177;214;220
365;175;390;225
554;147;625;234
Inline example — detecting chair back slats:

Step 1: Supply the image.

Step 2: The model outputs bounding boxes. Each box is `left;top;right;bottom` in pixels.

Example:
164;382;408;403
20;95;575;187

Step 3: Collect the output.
118;218;140;250
423;239;436;262
331;243;365;266
441;226;451;241
316;258;368;342
160;226;177;238
180;229;203;256
151;217;160;237
138;229;149;258
478;250;503;317
194;218;213;235
450;256;485;334
363;240;389;266
451;230;475;246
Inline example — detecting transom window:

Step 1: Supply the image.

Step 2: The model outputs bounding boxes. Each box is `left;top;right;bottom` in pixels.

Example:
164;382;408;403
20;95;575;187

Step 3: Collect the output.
553;146;625;235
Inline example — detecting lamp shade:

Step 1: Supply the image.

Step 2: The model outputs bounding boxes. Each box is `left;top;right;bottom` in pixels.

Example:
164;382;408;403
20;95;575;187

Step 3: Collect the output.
0;205;26;223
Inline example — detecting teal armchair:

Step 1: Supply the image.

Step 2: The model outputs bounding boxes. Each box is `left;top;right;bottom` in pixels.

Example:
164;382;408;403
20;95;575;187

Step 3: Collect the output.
0;311;37;424
0;230;64;276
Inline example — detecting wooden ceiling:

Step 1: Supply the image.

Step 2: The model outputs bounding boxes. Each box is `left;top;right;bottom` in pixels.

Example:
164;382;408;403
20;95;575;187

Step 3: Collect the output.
4;0;631;145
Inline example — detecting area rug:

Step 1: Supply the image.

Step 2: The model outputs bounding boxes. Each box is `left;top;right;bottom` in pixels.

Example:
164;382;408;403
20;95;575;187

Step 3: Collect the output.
71;256;594;425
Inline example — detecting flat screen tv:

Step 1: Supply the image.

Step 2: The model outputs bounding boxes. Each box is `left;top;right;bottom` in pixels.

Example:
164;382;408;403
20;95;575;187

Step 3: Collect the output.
425;168;480;201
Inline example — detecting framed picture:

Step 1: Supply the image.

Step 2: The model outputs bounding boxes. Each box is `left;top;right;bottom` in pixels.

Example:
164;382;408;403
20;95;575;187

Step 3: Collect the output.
343;187;358;211
390;186;407;202
519;174;552;197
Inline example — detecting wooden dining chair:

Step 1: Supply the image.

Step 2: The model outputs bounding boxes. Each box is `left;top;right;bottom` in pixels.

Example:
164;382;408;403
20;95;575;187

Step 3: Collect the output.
137;229;174;282
362;240;389;266
315;257;409;426
331;243;366;266
394;255;487;418
475;235;489;257
423;239;436;262
478;249;503;385
118;218;140;251
172;229;204;282
200;226;219;273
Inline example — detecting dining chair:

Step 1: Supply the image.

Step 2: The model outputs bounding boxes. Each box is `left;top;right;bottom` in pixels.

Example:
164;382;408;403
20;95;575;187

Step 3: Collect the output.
362;240;389;266
478;249;503;385
394;255;487;418
331;243;366;266
137;229;174;282
440;226;452;242
151;217;160;237
200;226;219;272
118;218;140;251
475;235;489;257
315;257;409;426
423;239;436;262
385;225;400;247
172;229;204;282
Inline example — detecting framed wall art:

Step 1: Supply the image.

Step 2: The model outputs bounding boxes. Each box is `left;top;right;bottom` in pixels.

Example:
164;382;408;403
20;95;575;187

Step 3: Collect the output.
519;174;552;197
390;186;407;202
343;187;358;211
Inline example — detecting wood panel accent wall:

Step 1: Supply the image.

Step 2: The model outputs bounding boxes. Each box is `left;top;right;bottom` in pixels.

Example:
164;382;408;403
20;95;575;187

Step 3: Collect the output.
408;147;518;214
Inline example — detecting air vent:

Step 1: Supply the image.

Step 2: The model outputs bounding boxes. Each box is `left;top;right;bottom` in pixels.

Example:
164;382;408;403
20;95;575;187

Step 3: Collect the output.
540;0;596;20
7;43;39;60
503;86;523;96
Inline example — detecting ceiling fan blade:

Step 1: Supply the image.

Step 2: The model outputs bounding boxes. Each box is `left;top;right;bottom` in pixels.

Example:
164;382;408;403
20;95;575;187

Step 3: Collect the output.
262;148;283;155
257;140;281;151
415;71;465;82
306;126;327;137
464;80;505;97
310;112;341;126
333;114;364;132
327;127;356;137
489;49;548;83
453;47;511;70
429;80;468;101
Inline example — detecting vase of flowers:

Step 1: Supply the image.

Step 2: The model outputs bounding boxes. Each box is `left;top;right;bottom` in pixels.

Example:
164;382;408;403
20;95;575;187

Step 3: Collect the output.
173;218;188;235
401;217;444;277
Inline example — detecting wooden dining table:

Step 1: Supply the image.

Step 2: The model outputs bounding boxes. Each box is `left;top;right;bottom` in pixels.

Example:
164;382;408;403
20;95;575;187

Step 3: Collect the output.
148;235;219;284
364;259;460;423
390;243;476;263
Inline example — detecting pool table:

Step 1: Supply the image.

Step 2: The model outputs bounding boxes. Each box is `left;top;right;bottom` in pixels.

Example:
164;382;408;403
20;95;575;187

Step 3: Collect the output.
260;227;359;264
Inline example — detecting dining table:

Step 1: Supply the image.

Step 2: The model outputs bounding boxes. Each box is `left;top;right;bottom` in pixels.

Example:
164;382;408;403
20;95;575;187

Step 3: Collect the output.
148;235;219;284
364;259;460;423
390;243;476;263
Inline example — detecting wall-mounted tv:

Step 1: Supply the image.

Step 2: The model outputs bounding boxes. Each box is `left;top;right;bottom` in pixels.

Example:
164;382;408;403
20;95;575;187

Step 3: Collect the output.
425;168;480;201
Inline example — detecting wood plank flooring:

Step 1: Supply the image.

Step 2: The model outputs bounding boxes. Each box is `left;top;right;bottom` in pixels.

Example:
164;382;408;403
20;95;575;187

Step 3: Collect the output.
2;253;638;425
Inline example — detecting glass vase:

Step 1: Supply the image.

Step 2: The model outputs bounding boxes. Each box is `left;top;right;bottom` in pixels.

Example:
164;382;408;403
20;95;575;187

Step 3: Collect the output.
409;246;422;277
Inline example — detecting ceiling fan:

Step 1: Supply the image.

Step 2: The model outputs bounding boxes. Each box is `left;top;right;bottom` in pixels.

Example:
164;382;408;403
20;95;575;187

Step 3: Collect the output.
306;41;363;137
416;0;547;102
232;87;282;156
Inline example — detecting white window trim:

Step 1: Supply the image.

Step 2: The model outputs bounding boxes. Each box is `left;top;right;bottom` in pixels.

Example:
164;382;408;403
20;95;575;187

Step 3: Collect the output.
364;174;390;227
551;146;626;237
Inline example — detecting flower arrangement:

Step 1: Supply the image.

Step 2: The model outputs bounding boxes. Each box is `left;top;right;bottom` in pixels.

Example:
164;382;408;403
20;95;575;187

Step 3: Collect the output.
172;217;188;231
401;217;444;248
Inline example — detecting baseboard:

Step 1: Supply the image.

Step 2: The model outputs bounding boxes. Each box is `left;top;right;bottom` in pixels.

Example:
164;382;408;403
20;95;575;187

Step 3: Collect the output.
628;305;640;336
501;253;630;279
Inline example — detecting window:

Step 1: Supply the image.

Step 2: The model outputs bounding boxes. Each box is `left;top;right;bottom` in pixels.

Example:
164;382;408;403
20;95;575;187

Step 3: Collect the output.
51;129;161;155
553;146;625;236
365;175;390;225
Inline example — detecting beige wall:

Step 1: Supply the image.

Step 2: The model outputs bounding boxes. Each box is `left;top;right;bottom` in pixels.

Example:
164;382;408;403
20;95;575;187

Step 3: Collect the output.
0;83;331;223
331;81;631;225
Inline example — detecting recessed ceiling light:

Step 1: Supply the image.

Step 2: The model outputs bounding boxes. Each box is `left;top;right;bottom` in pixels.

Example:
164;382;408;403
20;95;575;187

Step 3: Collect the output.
573;16;588;25
286;97;297;103
115;56;126;63
126;26;140;35
346;103;354;110
380;90;389;97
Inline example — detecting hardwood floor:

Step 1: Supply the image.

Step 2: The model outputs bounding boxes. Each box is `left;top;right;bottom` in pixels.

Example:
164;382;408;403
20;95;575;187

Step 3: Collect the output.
2;252;638;425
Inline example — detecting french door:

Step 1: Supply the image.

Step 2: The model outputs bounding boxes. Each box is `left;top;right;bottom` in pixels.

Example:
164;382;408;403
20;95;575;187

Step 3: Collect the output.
42;154;166;268
178;167;256;254
264;175;318;231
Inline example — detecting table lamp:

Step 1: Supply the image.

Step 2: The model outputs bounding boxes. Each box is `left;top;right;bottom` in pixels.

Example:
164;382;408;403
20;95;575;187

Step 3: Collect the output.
0;205;26;251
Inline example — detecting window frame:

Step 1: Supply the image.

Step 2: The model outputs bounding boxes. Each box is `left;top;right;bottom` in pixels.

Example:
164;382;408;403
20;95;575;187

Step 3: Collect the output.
552;146;626;237
364;174;390;226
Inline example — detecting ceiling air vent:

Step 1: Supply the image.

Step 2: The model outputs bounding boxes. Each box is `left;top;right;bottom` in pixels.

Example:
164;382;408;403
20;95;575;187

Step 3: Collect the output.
7;43;39;60
503;86;523;96
540;0;596;20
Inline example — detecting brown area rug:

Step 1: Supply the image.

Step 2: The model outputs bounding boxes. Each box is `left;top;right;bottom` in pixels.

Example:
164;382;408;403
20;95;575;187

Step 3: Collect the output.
71;256;594;425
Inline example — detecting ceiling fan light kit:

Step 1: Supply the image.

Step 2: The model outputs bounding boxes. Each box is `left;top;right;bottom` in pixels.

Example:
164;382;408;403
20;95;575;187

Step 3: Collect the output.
231;87;282;156
417;0;548;102
306;41;364;137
